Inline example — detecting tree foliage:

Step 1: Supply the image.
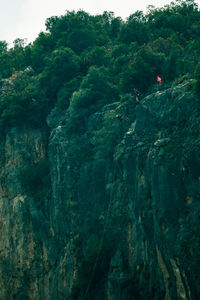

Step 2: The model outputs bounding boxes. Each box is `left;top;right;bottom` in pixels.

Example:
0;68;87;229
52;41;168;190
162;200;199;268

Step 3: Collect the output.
0;1;200;133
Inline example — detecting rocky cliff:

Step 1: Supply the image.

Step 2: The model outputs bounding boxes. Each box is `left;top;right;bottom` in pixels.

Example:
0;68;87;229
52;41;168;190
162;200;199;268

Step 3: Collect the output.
0;82;200;299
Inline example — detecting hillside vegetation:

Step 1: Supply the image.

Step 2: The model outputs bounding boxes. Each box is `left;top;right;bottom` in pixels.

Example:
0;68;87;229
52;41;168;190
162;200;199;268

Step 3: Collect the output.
0;0;199;134
0;1;200;299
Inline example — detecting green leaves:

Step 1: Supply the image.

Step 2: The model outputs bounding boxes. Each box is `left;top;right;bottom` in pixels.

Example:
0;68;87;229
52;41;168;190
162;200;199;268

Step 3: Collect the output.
0;41;8;54
119;14;149;45
0;4;200;133
0;70;48;133
39;47;80;100
120;45;165;92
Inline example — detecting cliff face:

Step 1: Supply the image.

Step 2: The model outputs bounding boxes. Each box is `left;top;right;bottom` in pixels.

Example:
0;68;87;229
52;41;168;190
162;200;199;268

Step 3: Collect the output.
109;84;200;300
0;83;200;299
0;127;52;300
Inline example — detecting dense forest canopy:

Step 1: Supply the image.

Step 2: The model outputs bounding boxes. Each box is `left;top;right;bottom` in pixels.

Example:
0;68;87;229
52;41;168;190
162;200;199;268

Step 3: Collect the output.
0;0;200;133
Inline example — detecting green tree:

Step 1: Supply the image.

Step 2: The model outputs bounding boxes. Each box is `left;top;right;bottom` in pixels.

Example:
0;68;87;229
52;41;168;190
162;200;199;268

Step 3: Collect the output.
57;76;82;108
45;10;108;53
120;45;165;92
119;11;149;45
39;47;80;101
0;41;8;54
30;32;55;72
81;46;108;71
68;66;117;132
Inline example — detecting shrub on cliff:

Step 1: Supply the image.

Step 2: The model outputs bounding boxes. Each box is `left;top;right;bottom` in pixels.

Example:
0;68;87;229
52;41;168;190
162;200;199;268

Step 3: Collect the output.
0;71;48;133
91;111;123;160
68;66;118;132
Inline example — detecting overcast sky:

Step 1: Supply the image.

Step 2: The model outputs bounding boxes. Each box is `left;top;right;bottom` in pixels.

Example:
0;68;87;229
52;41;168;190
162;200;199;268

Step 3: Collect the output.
1;0;200;47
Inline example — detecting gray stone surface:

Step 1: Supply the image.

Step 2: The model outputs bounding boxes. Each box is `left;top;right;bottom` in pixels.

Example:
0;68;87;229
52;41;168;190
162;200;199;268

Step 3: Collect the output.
0;82;199;299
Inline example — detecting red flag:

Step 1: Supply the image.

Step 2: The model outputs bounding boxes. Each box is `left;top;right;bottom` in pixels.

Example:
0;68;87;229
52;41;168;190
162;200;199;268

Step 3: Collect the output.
157;76;162;83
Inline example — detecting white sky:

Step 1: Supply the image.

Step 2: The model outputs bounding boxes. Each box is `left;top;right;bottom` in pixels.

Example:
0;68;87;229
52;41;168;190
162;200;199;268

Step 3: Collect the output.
0;0;200;47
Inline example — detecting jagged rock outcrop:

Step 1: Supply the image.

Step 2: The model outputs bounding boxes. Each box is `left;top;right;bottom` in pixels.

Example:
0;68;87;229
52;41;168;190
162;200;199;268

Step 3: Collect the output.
0;83;200;299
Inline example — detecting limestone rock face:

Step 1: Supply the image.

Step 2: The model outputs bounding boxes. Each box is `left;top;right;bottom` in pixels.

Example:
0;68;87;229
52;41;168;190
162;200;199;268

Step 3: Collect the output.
0;83;200;299
0;127;53;300
110;85;200;300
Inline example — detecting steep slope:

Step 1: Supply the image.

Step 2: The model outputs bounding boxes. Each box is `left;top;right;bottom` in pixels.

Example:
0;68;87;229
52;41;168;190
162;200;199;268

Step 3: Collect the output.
0;82;199;299
109;82;200;299
0;127;53;299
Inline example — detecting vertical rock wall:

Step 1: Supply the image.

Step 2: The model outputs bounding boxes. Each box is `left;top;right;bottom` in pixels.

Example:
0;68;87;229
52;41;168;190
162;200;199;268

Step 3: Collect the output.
0;84;200;299
0;127;52;300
